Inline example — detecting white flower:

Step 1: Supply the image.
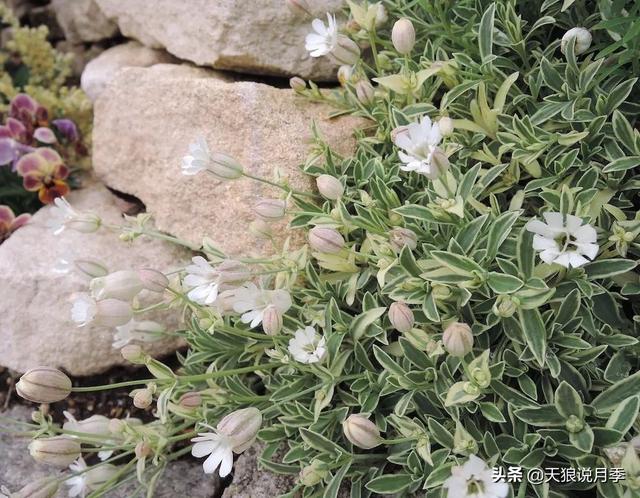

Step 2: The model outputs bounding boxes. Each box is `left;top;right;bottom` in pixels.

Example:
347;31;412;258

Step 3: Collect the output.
66;458;89;498
192;430;235;477
393;116;445;178
228;282;292;328
70;293;132;328
288;326;327;364
184;257;248;305
525;212;598;268
71;293;97;326
112;319;164;349
181;136;210;176
444;455;508;498
47;197;100;235
305;13;338;57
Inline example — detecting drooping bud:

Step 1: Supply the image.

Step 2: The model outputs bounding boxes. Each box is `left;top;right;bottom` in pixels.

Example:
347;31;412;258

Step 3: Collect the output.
95;298;134;327
337;65;354;86
12;476;59;498
316;174;344;200
355;79;375;105
561;27;592;56
262;304;283;335
342;414;382;449
179;391;203;410
217;407;262;453
254;199;286;221
308;226;345;254
132;388;153;409
289;77;307;92
299;460;328;486
136;268;169;293
210;152;244;180
442;322;474;357
438;117;454;137
90;270;143;301
388;302;414;333
389;227;418;252
16;367;72;404
74;259;109;278
29;437;81;467
121;344;146;364
330;35;361;65
392;18;415;55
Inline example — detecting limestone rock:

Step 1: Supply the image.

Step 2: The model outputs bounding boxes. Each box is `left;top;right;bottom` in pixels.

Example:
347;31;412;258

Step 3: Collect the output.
0;182;190;376
95;0;343;80
51;0;118;43
0;406;219;497
92;64;366;255
81;42;177;101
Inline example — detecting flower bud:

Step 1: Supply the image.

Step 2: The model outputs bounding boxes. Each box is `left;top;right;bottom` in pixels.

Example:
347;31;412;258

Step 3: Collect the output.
121;344;146;364
289;77;306;92
337;65;354;86
355;79;375;105
389;227;418;252
85;464;120;490
179;391;202;410
90;270;143;301
16;367;72;403
74;259;109;278
492;294;518;318
442;322;473;357
217;407;262;453
392;18;415;54
316;175;344;200
209;152;244;180
430;147;450;179
12;476;59;498
299;460;328;486
136;268;169;293
438;117;454;137
249;219;273;239
561;27;592;55
286;0;311;16
254;199;286;221
374;4;388;28
262;304;283;335
342;414;382;449
29;437;81;467
135;441;152;459
67;212;101;234
308;226;345;254
132;388;153;409
95;298;133;327
388;302;414;333
330;35;361;65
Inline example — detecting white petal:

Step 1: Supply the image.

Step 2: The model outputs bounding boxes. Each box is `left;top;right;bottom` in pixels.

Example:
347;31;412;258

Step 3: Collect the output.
311;18;327;35
218;449;234;477
553;252;572;268
567;252;589;268
539;247;560;264
575;242;598;260
525;219;555;238
532;234;557;251
542;211;565;230
573;223;597;243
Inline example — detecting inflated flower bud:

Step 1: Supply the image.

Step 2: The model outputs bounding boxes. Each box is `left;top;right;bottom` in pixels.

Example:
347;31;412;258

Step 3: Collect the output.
316;174;344;200
249;219;273;239
392;18;415;54
374;4;388;28
179;391;203;410
121;344;146;364
561;27;592;55
442;322;473;357
85;464;120;490
331;35;361;65
286;0;311;16
343;414;382;449
438;117;454;137
337;65;354;86
299;460;328;486
132;388;153;409
355;79;375;105
492;294;518;318
430;147;450;178
389;227;418;252
262;304;283;335
16;367;72;404
135;441;152;459
289;77;307;92
29;437;81;467
90;270;143;301
12;476;59;498
95;299;133;327
308;226;345;254
254;199;286;221
388;302;414;333
74;259;108;278
136;268;169;293
217;407;262;453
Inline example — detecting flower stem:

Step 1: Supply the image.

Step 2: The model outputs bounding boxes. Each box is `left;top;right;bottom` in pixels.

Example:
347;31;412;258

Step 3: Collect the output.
242;172;317;199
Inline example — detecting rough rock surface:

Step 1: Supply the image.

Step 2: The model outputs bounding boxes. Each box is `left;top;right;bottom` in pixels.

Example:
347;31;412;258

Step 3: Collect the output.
81;42;177;101
92;64;367;255
0;405;220;497
95;0;343;80
0;181;190;376
51;0;118;43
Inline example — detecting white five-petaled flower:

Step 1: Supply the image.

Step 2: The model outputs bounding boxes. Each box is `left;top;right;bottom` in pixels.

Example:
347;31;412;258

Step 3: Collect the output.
181;136;211;176
525;212;598;268
393;116;445;178
47;197;100;235
228;282;292;328
443;455;509;498
288;326;327;364
305;13;338;57
66;458;89;498
184;256;248;306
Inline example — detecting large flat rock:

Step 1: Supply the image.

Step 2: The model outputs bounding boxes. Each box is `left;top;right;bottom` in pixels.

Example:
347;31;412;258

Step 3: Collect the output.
95;0;343;80
0;182;190;376
92;64;366;255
